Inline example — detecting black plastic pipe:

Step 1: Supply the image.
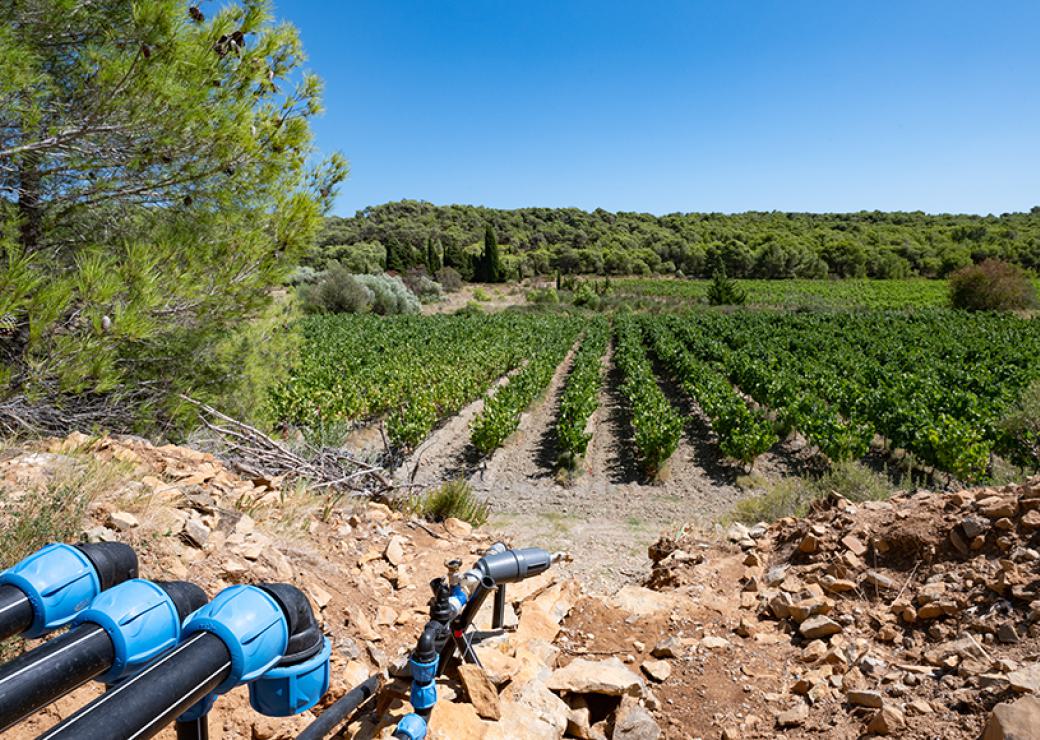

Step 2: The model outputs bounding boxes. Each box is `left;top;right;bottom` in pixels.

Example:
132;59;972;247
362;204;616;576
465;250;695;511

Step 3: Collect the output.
437;575;495;677
296;673;380;740
492;585;506;630
0;624;113;732
175;716;209;740
0;581;205;733
0;584;33;642
38;632;232;740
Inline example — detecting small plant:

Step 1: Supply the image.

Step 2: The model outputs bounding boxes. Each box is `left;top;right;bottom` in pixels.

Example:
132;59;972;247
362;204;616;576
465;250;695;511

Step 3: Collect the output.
571;282;600;309
406;480;490;526
949;259;1038;311
728;461;894;524
353;273;422;315
472;287;491;302
707;267;747;306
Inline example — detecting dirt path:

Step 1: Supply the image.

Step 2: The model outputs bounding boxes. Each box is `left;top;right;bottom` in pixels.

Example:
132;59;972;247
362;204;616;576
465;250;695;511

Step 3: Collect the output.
393;372;514;488
421;283;527;315
479;342;765;594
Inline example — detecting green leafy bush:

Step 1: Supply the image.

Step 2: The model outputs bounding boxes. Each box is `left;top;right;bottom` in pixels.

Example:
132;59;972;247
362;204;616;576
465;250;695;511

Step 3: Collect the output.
299;264;372;314
999;380;1040;470
472;287;491;302
527;287;560;304
949;259;1038;312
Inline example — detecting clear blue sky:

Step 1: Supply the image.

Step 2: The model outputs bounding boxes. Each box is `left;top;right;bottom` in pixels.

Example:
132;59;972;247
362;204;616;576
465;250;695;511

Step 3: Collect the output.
279;1;1040;217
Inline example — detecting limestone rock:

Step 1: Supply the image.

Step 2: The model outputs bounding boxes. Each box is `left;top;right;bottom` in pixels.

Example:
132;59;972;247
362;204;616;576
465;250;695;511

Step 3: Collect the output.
650;636;682;659
984;695;1040;740
847;689;883;708
800;615;841;639
426;699;490;740
459;664;501;720
866;705;905;735
384;535;407;566
108;511;140;531
547;657;644;697
612;704;661;739
183;517;210;548
1008;663;1040;694
640;659;671;682
776;703;808;727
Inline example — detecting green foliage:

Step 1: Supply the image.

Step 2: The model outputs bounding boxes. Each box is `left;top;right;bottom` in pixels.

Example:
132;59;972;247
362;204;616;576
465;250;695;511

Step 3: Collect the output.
474;225;503;283
644;318;775;464
402;268;443;304
706;268;747;306
299;264;372;314
526;287;560;304
314;201;1040;280
435;267;463;292
556;320;609;468
949;259;1039;312
271;313;579;449
999;379;1040;470
470;320;581;453
729;462;895;524
472;287;491;302
406;480;490;527
613;317;683;478
571;282;601;309
0;0;346;429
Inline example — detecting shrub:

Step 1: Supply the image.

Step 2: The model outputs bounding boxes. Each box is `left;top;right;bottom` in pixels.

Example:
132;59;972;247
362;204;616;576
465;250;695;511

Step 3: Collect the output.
472;287;491;302
949;259;1038;311
572;282;600;309
406;479;490;526
353;274;421;315
402;268;443;303
729;461;894;523
707;268;747;306
999;379;1040;470
527;287;559;304
286;266;319;286
455;301;484;316
435;266;463;292
298;263;372;314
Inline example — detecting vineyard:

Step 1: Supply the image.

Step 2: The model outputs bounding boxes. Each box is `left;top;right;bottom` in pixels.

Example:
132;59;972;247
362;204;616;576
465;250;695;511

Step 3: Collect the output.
613;277;954;309
272;298;1040;486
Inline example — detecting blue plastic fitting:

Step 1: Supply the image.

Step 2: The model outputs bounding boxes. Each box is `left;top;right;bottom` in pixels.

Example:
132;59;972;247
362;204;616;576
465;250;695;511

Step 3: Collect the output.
448;585;468;616
249;636;332;717
0;543;101;638
410;655;438;685
395;712;428;740
182;585;289;695
410;678;437;712
73;578;183;683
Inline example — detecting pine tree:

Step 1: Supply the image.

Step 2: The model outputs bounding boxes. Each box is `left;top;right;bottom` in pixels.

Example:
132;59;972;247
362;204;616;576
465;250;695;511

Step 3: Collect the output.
426;237;442;274
707;266;747;306
0;0;346;429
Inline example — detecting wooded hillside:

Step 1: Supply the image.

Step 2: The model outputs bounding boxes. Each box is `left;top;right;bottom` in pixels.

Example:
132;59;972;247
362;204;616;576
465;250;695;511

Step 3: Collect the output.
313;201;1040;279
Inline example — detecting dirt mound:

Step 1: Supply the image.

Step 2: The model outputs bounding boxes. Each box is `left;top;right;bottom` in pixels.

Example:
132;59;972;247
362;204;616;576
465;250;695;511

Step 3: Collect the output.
639;479;1040;738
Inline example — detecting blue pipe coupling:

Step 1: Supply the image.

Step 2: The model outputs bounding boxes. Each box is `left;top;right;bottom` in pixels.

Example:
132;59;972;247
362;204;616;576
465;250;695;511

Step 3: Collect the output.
395;713;428;740
249;636;332;716
74;579;184;683
0;543;102;638
181;585;290;695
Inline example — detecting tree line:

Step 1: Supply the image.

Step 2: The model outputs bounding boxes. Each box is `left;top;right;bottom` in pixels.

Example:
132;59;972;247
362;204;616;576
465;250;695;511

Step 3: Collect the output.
311;200;1040;280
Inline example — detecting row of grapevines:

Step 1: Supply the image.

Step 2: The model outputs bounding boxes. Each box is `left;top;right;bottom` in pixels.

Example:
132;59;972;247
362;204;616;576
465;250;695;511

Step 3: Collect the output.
470;319;582;454
613;316;683;477
555;318;610;469
270;314;578;449
642;318;776;464
678;309;1040;480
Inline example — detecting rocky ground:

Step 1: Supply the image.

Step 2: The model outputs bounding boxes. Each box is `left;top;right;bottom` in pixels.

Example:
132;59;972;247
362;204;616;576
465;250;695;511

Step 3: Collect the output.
1;434;1038;739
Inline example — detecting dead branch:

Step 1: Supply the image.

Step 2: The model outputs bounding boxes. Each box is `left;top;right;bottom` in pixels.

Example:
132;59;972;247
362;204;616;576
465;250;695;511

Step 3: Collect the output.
181;395;393;500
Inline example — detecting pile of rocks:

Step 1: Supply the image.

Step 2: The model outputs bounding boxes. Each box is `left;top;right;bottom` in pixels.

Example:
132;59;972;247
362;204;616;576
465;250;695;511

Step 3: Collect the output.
648;478;1040;737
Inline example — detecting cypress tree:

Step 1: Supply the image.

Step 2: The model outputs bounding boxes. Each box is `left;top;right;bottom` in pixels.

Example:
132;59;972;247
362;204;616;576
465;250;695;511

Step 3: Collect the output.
481;225;502;282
